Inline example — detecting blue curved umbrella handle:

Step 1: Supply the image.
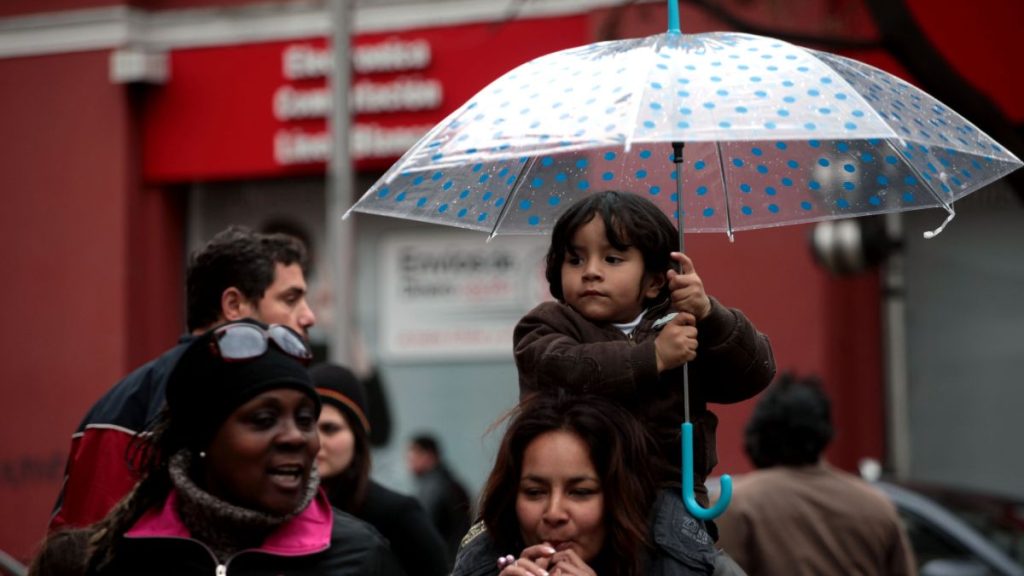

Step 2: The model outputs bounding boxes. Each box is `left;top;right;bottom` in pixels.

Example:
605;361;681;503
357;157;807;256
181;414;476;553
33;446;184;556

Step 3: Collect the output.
681;422;733;520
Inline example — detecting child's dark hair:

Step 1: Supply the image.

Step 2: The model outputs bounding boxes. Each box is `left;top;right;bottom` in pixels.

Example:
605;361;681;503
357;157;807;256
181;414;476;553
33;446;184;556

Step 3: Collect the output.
545;191;679;305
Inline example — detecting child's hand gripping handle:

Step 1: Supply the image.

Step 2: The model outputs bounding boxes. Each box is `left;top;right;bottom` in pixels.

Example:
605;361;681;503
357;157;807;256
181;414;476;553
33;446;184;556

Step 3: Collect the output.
681;422;732;520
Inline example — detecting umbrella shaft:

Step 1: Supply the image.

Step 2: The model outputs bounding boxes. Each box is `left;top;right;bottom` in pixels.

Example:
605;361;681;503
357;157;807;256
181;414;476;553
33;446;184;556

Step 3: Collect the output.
672;141;686;254
683;364;690;422
673;140;691;424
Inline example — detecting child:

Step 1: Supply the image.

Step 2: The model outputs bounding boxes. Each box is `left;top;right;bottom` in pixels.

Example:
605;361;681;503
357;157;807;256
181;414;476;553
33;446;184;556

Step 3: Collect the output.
514;190;776;512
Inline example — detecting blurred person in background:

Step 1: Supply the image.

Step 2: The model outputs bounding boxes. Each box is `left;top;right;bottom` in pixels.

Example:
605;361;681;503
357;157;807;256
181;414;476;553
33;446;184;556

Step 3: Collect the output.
50;226;316;531
408;433;473;564
716;373;916;576
311;363;449;576
37;319;401;575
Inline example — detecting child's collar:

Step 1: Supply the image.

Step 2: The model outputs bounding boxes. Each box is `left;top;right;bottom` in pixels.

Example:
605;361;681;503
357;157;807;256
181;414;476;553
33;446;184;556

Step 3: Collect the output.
612;309;648;335
651;312;678;330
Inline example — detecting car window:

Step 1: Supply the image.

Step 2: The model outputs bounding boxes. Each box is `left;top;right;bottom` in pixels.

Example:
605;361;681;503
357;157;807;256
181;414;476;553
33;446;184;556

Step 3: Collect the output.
924;494;1024;566
899;508;982;568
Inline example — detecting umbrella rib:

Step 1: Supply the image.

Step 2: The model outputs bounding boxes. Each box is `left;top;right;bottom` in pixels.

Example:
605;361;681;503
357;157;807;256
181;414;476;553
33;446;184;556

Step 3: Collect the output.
488;156;539;240
714;142;736;241
886;139;957;238
623;42;660;154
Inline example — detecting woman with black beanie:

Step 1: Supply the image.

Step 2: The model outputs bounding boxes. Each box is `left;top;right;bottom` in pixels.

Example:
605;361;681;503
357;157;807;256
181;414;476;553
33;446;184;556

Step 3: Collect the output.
311;363;449;576
38;319;404;576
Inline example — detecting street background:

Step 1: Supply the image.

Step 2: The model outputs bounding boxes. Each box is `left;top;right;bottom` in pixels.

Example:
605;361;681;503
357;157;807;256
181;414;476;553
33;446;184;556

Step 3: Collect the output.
0;0;1021;563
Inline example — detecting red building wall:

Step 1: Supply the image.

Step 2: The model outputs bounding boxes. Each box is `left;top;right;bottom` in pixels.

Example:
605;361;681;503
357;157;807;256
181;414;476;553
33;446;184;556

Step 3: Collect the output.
907;0;1023;123
0;50;183;561
0;50;131;559
681;224;885;478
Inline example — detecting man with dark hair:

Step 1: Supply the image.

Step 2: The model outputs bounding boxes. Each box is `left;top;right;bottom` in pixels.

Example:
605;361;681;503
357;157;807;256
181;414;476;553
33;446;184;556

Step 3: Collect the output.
50;225;316;530
717;374;916;575
407;434;472;566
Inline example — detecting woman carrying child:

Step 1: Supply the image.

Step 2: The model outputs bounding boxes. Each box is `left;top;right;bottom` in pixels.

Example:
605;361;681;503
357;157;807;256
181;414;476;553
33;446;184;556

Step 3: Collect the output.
452;391;735;576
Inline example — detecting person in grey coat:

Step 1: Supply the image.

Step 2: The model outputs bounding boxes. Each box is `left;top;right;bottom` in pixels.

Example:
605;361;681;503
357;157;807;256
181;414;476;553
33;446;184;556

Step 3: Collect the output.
408;433;473;565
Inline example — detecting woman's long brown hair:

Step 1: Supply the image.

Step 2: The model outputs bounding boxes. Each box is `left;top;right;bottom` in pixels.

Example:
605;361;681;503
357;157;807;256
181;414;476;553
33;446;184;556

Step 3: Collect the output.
478;391;658;576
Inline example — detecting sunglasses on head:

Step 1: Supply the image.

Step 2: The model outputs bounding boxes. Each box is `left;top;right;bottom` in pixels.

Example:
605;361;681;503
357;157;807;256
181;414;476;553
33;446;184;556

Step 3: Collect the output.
210;322;312;365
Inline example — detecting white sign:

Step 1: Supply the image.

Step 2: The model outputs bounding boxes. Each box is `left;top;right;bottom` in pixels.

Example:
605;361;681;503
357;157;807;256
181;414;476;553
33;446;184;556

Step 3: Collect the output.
273;123;433;164
274;38;443;165
380;233;552;361
353;38;431;73
282;38;432;80
273;79;443;120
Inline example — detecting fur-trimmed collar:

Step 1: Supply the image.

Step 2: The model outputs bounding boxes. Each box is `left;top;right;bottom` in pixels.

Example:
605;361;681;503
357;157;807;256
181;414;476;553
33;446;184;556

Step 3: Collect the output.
166;450;319;562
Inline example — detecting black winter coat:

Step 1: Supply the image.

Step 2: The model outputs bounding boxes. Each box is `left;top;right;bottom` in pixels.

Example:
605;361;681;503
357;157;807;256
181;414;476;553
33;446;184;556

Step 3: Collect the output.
97;492;405;576
357;480;450;576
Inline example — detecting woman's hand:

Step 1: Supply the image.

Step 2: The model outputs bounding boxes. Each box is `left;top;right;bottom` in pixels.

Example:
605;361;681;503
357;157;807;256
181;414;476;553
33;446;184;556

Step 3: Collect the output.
497;544;556;576
547;548;597;576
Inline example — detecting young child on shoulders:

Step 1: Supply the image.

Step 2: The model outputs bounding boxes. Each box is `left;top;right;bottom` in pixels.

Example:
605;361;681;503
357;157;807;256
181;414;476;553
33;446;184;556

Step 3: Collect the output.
514;190;776;510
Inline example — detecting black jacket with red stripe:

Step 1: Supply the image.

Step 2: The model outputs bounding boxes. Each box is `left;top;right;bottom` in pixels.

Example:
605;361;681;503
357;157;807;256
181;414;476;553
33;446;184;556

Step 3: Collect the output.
50;336;194;530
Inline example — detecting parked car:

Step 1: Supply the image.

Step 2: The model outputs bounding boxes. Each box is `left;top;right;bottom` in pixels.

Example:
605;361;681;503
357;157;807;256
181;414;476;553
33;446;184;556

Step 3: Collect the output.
875;480;1024;576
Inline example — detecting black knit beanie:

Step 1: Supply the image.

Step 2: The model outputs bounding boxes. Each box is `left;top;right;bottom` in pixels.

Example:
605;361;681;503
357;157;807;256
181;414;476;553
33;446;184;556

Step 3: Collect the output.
309;363;370;436
166;318;320;450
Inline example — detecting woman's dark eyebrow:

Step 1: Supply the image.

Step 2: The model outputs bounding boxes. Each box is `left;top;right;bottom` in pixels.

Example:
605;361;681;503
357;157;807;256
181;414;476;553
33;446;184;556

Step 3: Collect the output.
248;397;284;409
520;475;600;484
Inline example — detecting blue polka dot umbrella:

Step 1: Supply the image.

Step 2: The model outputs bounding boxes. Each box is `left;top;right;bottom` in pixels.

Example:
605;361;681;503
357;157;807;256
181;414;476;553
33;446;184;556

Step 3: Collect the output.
346;1;1021;520
347;17;1019;239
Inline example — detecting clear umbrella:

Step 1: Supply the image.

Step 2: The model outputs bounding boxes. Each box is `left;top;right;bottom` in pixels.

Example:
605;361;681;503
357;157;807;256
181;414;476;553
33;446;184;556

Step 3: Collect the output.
347;0;1022;519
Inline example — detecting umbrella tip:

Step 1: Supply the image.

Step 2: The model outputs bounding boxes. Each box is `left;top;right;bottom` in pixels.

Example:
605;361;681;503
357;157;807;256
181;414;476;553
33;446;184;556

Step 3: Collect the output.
667;0;681;33
922;208;956;239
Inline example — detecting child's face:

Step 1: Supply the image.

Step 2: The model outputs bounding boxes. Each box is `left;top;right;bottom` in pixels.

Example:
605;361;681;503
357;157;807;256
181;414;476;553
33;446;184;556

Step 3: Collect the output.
560;215;664;323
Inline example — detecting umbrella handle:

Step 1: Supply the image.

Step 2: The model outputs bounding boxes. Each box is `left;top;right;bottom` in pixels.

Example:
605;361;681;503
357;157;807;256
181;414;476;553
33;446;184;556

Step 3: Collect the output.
681;422;732;520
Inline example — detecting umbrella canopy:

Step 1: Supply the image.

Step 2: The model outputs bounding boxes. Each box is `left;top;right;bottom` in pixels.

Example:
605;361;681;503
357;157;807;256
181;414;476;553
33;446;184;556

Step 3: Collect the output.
348;31;1020;238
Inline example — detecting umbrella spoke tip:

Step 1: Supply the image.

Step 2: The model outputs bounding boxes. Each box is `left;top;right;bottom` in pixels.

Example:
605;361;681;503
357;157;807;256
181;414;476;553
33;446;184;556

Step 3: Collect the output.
923;209;956;239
